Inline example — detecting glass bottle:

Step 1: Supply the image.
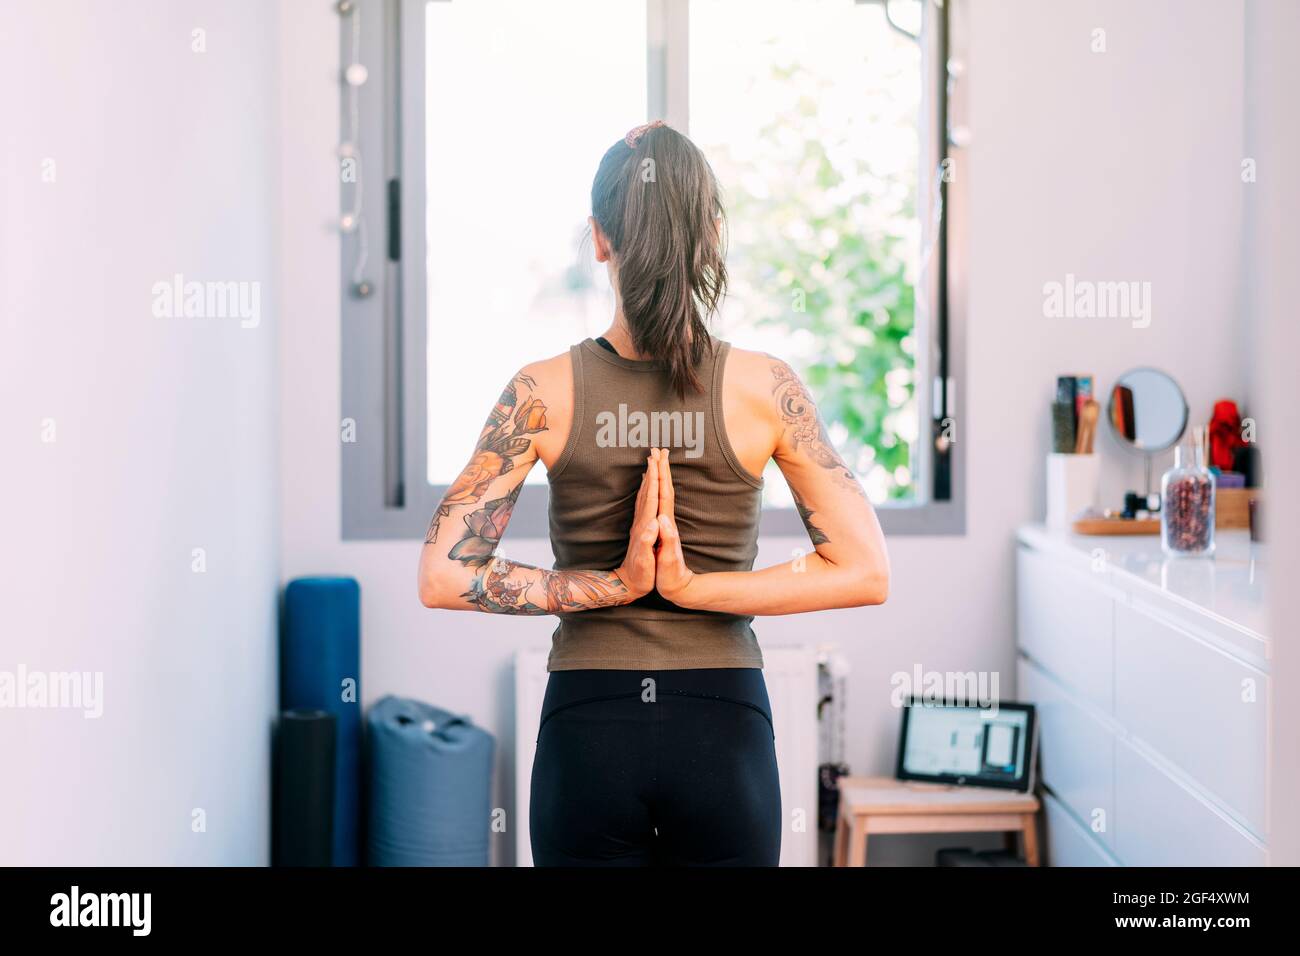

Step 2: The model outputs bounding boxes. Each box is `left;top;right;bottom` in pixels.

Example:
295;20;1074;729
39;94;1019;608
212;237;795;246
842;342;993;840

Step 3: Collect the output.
1161;428;1216;558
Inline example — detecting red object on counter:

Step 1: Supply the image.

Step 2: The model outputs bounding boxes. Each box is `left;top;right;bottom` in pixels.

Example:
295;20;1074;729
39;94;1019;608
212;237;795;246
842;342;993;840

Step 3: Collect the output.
1208;399;1245;471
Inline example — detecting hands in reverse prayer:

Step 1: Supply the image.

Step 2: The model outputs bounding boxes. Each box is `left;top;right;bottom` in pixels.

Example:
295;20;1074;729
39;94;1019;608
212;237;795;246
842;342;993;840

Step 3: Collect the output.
615;448;697;605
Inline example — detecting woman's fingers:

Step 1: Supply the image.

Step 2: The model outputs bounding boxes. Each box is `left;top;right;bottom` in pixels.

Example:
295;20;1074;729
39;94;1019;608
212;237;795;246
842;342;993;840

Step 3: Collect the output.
657;448;675;520
632;452;660;545
618;453;666;598
641;461;659;544
638;452;653;506
643;450;659;522
656;512;686;588
651;452;695;602
657;511;675;545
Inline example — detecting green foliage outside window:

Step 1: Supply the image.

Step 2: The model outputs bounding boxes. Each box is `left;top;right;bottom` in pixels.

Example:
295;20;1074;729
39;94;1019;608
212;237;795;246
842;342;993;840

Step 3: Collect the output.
709;61;920;501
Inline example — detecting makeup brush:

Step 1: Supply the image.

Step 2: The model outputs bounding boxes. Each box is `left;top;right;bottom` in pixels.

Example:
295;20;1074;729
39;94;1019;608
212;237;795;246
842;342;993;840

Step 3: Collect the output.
1075;399;1100;454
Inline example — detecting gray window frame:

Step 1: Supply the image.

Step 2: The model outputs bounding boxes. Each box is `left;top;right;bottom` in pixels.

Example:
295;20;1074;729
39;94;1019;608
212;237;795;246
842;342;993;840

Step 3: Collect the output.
341;0;964;540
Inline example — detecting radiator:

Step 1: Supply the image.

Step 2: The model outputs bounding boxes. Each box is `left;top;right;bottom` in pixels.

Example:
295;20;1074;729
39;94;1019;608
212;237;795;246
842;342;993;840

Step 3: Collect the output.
513;645;821;866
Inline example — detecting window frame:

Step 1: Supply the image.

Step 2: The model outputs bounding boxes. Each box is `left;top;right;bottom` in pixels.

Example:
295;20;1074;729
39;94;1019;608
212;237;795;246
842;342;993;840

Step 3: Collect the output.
341;0;964;540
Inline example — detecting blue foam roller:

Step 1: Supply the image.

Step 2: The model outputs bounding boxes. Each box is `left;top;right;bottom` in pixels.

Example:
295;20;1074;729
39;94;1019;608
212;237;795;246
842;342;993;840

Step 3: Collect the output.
281;576;361;866
366;696;495;867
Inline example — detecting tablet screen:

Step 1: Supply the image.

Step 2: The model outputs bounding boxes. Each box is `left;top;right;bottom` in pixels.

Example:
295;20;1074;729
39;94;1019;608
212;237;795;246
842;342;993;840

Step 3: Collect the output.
897;701;1035;790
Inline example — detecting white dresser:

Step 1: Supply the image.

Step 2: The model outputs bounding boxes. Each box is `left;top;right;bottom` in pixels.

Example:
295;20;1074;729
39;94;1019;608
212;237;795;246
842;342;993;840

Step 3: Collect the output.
1016;524;1270;865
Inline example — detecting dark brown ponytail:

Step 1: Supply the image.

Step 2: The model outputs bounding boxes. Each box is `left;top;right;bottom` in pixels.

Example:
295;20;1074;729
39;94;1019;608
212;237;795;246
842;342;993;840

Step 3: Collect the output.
590;123;728;398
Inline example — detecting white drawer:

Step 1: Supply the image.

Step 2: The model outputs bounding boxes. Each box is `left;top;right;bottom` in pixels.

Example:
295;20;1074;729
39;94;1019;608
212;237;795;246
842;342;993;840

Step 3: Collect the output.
1114;600;1267;838
1017;546;1115;712
1018;658;1116;853
1114;738;1265;866
1042;790;1117;867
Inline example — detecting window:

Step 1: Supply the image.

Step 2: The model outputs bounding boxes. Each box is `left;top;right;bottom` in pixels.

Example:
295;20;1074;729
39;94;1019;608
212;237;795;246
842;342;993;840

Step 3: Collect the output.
424;0;646;488
342;0;963;539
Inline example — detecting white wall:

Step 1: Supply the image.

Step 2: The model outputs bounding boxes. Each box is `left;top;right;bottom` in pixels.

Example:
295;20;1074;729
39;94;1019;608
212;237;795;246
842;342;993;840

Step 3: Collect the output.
1245;0;1300;866
968;0;1246;508
0;1;280;864
278;0;1252;865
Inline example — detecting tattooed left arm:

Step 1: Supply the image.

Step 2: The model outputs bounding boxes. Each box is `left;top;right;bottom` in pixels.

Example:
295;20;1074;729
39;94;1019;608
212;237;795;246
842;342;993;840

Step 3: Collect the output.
452;555;633;615
417;369;659;615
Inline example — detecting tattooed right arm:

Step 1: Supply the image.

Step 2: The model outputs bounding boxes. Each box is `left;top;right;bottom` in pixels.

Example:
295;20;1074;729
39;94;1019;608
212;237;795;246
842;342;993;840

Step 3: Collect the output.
791;489;830;546
770;360;865;497
651;355;889;615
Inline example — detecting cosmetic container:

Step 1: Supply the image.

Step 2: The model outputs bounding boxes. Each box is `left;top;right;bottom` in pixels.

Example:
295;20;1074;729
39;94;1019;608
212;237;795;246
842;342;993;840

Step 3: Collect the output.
1161;430;1216;558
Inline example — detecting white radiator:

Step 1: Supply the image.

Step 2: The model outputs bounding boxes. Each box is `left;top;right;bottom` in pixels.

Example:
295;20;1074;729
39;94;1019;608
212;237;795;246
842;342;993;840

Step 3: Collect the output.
514;645;821;866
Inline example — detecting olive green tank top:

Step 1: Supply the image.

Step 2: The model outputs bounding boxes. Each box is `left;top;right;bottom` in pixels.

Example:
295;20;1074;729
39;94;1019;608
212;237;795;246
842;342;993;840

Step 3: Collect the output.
545;336;765;671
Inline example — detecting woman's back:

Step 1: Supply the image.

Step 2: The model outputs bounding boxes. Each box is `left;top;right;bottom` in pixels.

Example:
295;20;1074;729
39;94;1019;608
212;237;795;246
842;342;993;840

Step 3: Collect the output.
544;335;765;670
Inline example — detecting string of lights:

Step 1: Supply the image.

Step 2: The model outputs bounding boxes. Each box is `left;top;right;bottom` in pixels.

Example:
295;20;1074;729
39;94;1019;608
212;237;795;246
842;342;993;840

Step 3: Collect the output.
338;0;372;297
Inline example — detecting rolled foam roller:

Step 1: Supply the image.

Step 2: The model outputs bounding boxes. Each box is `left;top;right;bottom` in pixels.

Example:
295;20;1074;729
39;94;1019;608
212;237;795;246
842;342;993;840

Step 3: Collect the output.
281;576;361;866
366;696;496;866
273;709;336;867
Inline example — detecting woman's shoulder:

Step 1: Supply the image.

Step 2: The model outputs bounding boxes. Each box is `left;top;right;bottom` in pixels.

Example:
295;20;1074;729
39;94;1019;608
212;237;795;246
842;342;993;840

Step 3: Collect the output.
511;349;576;427
507;349;576;465
718;344;800;428
517;348;574;390
722;343;788;375
721;344;800;397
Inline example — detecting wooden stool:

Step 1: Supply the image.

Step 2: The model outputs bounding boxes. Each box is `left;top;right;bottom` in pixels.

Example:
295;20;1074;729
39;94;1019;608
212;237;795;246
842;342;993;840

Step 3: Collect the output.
833;776;1040;867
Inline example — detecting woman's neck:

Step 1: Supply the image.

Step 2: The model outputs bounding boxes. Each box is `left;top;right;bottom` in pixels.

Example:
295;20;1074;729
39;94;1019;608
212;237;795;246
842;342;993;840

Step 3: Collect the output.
601;310;703;361
599;314;652;361
601;309;705;361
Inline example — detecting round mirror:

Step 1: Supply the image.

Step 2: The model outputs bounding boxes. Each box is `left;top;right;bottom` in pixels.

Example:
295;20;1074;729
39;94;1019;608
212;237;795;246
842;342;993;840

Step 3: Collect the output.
1107;367;1188;452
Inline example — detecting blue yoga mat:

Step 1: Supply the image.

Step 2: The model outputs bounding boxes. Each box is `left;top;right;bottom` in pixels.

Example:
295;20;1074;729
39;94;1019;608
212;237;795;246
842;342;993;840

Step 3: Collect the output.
366;696;495;867
281;576;361;867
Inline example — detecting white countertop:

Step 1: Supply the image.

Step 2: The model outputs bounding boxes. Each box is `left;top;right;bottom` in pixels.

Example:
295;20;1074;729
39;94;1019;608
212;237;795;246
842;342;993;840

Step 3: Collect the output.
1017;523;1270;647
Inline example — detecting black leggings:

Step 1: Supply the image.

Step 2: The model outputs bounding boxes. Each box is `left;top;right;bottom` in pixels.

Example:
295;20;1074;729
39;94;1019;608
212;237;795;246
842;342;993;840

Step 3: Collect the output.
529;668;782;866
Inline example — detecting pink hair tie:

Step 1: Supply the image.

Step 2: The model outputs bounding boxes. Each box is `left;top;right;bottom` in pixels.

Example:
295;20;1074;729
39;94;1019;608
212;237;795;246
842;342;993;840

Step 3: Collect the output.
624;119;666;148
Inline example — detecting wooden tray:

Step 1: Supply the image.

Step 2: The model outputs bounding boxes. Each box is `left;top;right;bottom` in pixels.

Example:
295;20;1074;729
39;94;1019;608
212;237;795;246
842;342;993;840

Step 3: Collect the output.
1072;489;1259;536
1071;517;1160;535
